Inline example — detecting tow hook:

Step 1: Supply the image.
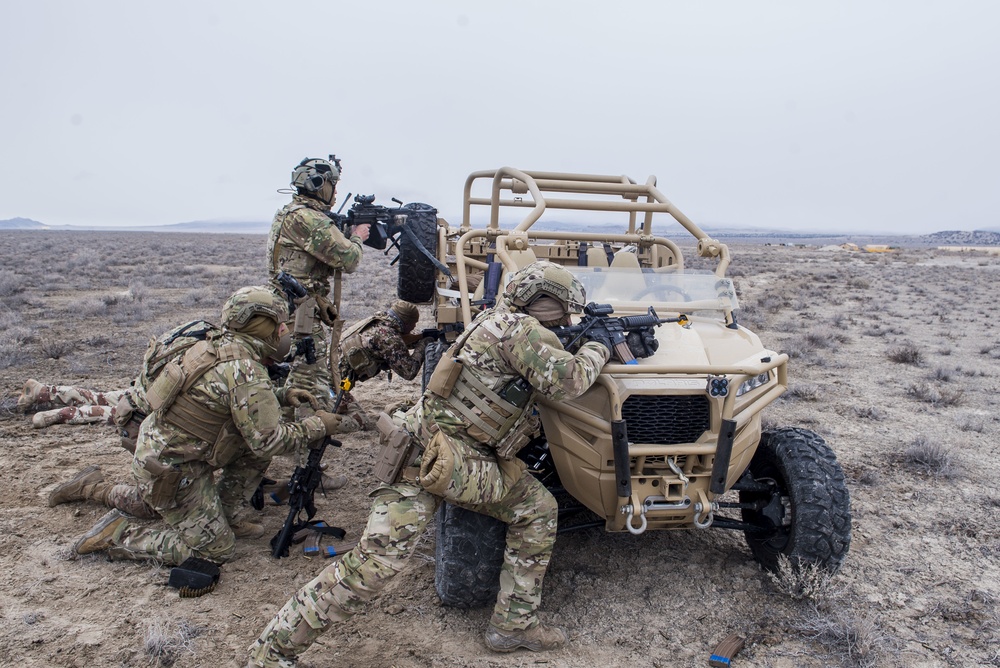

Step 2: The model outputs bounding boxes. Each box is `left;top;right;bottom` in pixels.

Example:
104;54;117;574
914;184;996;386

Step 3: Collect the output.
621;503;648;535
693;489;717;529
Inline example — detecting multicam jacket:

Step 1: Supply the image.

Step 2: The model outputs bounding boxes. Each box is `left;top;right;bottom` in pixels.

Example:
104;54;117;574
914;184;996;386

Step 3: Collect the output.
416;303;610;444
267;195;364;295
339;314;424;382
136;332;325;467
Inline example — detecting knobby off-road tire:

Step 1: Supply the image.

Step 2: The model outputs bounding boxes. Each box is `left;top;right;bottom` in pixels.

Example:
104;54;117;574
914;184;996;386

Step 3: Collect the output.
396;203;438;304
740;427;851;572
434;502;506;608
421;340;446;393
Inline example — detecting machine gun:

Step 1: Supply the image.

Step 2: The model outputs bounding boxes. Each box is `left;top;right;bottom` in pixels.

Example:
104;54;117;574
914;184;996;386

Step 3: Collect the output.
270;436;345;558
550;302;689;364
331;195;453;278
341;194;405;251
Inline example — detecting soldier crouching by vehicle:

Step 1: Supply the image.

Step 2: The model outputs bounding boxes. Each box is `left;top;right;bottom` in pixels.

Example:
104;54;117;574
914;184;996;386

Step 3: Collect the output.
335;299;429;432
247;261;613;666
71;286;344;565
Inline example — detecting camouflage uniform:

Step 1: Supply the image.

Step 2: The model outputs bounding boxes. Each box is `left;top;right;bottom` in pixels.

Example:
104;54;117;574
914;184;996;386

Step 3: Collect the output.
249;298;609;666
98;329;326;566
336;309;427;431
16;380;123;428
268;194;364;414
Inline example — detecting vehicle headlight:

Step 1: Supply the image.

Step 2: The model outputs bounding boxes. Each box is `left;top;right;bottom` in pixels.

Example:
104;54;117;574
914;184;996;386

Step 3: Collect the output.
736;372;771;397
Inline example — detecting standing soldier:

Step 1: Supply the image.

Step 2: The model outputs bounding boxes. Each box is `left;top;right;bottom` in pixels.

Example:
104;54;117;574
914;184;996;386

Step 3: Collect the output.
336;299;429;431
248;261;613;666
268;155;370;416
71;286;343;565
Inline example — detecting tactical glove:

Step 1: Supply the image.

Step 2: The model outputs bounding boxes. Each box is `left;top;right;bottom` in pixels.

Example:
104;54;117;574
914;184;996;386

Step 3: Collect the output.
413;337;432;355
314;410;344;436
285;388;319;410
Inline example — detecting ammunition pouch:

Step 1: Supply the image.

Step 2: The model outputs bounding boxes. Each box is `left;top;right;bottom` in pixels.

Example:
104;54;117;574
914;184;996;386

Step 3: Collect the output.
112;393;135;429
144;455;184;508
146;360;185;413
374;413;420;485
426;352;463;398
119;414;144;454
293;296;318;336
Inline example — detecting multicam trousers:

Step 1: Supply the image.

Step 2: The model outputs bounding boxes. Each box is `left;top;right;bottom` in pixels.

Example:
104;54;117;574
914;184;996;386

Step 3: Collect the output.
24;384;124;427
248;468;558;666
111;449;271;565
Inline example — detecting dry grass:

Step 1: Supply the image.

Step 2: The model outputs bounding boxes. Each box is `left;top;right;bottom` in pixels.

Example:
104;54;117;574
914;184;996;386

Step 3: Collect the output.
902;436;960;478
143;618;203;667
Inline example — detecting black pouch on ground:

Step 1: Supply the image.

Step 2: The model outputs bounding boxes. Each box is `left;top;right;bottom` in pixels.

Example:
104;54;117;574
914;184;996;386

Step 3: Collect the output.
168;557;221;597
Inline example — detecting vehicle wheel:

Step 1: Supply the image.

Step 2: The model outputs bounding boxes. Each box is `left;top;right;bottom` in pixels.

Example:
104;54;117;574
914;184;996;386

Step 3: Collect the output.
740;427;851;572
396;203;439;304
434;502;505;608
421;340;446;393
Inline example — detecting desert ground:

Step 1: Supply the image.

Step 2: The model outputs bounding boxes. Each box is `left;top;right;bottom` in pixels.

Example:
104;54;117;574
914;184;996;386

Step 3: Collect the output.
0;230;997;668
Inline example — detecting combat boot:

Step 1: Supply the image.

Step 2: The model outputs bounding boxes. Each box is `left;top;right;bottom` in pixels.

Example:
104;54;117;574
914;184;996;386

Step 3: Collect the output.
322;473;348;491
230;518;266;539
484;623;568;653
48;465;106;507
74;510;129;556
33;407;77;429
16;379;50;412
247;637;299;668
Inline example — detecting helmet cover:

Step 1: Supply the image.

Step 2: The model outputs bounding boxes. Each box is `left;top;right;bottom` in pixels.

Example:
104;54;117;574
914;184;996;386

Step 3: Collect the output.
222;286;289;330
504;260;586;314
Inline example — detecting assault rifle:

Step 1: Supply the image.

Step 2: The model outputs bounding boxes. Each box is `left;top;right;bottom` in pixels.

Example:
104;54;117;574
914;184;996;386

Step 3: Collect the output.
401;327;448;347
270;436;345;558
550;302;689;365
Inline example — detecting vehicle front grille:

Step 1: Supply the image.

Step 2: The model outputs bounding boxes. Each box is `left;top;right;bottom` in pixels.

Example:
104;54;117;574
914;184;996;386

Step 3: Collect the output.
622;394;710;445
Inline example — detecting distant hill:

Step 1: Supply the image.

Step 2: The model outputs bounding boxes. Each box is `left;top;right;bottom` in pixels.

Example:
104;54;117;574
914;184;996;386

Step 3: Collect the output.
922;230;1000;246
0;218;270;234
0;217;45;229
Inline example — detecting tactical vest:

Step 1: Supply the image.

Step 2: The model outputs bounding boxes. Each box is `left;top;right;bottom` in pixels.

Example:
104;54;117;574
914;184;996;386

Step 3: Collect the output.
426;315;536;452
146;337;255;465
269;203;333;286
340;315;386;381
115;320;220;428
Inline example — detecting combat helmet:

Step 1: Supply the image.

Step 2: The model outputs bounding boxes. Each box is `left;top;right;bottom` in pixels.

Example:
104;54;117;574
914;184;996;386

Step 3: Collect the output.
504;261;586;314
222;286;289;331
291;155;341;206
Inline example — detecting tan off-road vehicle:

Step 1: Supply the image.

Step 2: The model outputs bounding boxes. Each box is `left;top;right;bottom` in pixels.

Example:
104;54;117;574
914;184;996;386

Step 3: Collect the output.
390;167;851;607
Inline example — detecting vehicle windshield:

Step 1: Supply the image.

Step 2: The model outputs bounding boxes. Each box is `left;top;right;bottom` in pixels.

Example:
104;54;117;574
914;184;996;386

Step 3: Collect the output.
569;266;739;312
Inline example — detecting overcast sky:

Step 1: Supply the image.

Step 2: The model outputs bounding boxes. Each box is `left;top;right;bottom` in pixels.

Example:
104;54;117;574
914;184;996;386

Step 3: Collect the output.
2;1;998;234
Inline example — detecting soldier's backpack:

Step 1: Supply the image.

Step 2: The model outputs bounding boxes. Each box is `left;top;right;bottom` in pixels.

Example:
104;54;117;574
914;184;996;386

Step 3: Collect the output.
112;320;222;450
339;315;385;381
141;321;220;391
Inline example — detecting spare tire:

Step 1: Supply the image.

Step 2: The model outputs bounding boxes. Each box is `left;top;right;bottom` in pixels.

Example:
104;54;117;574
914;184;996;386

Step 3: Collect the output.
396;203;439;304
